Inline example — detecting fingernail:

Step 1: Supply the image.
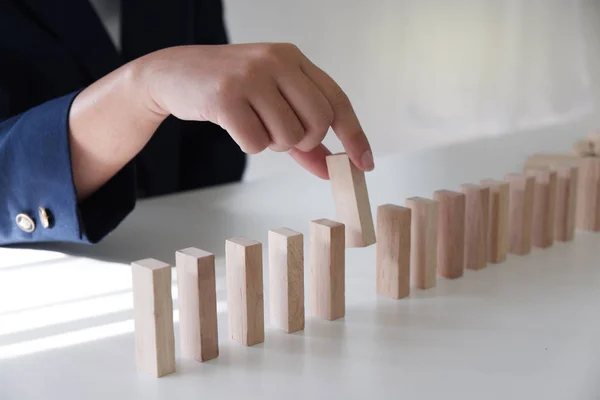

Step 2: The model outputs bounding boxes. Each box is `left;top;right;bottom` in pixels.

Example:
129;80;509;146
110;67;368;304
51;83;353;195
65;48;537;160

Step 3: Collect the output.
361;150;374;171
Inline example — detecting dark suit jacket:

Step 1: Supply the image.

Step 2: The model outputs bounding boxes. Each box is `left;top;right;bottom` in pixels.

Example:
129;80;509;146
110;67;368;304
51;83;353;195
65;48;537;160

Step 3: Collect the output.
0;0;246;246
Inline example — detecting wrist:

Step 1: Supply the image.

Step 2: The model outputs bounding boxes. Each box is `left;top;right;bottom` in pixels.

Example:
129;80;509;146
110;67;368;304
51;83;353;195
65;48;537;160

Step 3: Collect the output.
123;55;170;122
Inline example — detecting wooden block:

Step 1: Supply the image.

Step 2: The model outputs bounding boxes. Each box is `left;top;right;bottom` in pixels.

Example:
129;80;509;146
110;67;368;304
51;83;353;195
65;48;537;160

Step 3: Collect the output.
433;190;465;279
175;248;219;362
309;219;345;320
376;204;411;299
131;259;175;378
524;154;582;171
573;139;595;157
481;179;509;263
226;237;265;346
526;168;557;248
460;184;489;270
268;228;305;333
505;173;535;255
576;158;600;231
405;197;438;289
326;153;376;247
553;165;579;241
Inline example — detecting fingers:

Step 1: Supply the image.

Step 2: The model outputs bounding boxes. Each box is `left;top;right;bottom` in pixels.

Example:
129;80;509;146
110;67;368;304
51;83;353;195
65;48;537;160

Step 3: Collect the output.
216;100;270;154
277;70;333;152
288;144;332;180
300;58;374;172
249;82;305;152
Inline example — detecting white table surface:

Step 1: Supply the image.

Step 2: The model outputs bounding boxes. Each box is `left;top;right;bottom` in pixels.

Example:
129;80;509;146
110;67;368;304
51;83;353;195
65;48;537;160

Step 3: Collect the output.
1;127;599;400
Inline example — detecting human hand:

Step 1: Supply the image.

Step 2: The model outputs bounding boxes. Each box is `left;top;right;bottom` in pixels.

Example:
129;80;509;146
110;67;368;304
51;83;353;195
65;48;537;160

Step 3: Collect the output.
138;43;374;179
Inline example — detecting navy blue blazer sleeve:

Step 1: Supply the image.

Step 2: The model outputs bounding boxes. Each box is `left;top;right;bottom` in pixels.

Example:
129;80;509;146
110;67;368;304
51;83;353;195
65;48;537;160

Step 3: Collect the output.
0;90;137;245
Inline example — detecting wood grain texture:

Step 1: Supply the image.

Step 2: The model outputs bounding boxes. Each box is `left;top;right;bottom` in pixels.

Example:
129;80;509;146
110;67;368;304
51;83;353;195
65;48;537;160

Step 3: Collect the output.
268;228;305;333
505;173;535;255
576;158;600;231
309;219;345;320
175;248;219;362
405;197;438;289
131;259;175;378
326;153;376;247
376;204;411;299
226;237;265;346
481;179;509;263
523;154;582;171
553;165;579;241
433;190;465;279
460;184;489;271
527;168;558;248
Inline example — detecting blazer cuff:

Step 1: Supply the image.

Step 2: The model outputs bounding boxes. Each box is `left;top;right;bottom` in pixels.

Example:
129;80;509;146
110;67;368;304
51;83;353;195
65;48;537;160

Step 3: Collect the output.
0;91;136;245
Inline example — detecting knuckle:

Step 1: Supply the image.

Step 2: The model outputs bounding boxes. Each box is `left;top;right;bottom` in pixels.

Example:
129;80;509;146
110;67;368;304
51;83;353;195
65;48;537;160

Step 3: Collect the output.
331;87;352;111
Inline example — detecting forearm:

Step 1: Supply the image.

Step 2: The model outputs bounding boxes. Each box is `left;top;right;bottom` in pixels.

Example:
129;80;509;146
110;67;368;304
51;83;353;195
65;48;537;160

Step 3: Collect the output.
69;60;167;200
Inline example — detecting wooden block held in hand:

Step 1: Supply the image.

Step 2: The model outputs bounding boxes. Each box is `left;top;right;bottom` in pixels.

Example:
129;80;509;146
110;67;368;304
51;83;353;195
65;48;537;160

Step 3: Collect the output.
505;173;535;255
268;228;305;333
576;158;600;231
460;184;489;270
175;248;219;362
553;165;579;241
226;237;265;346
481;179;509;263
310;219;345;320
131;259;176;378
434;190;465;279
376;204;411;299
527;168;557;248
326;153;376;247
405;197;438;289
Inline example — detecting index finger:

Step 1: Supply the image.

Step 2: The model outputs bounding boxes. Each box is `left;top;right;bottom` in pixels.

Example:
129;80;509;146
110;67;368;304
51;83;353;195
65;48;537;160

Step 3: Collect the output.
300;58;374;172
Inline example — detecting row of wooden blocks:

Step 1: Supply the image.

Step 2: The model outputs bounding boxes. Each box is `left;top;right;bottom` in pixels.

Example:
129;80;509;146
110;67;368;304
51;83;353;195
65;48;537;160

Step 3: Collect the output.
131;219;344;377
129;153;600;378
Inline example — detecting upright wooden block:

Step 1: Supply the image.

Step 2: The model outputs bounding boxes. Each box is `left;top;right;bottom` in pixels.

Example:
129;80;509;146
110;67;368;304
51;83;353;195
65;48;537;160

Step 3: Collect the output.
405;197;438;289
433;190;465;279
309;219;345;320
376;205;411;299
175;248;219;362
268;228;305;333
131;259;176;378
481;179;509;263
226;237;265;346
576;158;600;231
326;153;376;247
527;168;557;248
460;184;489;271
505;173;535;255
553;165;579;241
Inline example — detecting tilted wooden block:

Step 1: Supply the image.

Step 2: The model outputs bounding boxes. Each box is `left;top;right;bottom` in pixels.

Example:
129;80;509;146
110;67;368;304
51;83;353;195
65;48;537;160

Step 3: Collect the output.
175;248;219;362
226;237;265;346
553;165;579;241
524;154;582;171
576;158;600;231
310;219;345;320
527;168;557;248
405;197;438;289
460;184;489;271
326;153;376;248
131;259;176;378
505;173;535;255
268;228;305;333
481;179;509;263
433;190;465;279
376;204;411;299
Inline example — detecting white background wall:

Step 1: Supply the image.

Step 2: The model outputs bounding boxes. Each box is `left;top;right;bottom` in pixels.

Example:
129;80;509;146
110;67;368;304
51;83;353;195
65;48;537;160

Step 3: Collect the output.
223;0;600;181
